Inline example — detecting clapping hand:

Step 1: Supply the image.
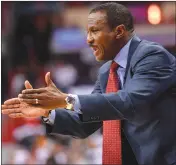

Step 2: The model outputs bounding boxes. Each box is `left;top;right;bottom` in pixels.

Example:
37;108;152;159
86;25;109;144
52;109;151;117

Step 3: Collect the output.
2;72;68;118
2;80;50;118
18;72;68;109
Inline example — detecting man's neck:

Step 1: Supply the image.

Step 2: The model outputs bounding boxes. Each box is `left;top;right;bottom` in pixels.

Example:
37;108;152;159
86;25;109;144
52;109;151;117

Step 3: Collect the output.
109;31;135;61
116;32;134;55
125;31;135;45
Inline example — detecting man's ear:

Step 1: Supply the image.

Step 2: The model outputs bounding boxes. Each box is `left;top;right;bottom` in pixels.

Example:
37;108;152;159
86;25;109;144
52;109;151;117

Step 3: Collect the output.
114;24;126;39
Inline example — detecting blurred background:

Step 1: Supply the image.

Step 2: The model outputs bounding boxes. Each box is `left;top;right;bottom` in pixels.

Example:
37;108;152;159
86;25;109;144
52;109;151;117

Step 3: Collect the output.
1;1;176;164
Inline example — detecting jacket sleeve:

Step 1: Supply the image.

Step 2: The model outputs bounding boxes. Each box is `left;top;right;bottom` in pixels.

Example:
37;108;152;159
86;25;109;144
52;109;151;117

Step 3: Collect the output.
78;52;176;123
45;77;103;139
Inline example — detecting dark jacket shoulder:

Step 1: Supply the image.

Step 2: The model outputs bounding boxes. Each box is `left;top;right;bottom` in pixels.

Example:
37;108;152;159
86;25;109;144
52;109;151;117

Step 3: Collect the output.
132;40;175;64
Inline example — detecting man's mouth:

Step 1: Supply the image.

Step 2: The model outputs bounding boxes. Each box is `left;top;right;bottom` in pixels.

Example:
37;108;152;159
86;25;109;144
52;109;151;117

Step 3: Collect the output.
91;46;99;55
92;46;97;51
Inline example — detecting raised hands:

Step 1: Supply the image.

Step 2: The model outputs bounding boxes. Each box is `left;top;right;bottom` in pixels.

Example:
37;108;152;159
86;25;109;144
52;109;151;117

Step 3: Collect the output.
18;72;68;109
2;72;68;118
2;97;49;118
2;80;50;118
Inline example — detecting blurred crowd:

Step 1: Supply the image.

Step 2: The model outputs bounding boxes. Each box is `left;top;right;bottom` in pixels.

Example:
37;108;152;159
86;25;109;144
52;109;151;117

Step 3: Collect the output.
3;132;102;164
1;1;176;164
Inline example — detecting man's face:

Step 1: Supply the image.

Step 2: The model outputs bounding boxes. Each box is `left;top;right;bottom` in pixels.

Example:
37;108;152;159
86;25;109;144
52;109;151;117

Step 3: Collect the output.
87;11;117;61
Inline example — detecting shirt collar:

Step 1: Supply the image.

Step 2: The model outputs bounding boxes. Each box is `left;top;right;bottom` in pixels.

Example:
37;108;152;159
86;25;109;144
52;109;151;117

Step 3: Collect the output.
114;37;133;69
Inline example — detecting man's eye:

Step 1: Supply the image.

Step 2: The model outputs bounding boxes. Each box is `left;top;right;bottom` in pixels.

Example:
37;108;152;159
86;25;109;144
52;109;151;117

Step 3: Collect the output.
92;29;99;33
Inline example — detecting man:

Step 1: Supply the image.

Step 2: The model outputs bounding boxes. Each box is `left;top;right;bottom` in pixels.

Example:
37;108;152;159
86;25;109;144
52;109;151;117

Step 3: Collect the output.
2;2;176;165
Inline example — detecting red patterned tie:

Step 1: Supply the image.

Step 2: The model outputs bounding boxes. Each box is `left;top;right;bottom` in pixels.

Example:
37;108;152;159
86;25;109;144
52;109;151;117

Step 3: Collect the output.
103;61;122;165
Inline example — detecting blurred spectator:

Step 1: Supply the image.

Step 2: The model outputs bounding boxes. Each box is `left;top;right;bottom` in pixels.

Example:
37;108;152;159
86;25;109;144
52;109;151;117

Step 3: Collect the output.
52;61;78;89
33;13;52;66
10;145;31;164
46;142;68;164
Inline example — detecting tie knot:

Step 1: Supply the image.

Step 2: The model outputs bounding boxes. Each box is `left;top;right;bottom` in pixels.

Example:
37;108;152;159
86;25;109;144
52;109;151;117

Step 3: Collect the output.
110;61;118;72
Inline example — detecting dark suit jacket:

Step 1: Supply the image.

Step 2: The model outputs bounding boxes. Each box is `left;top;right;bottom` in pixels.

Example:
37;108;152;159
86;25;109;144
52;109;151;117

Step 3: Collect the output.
46;36;176;165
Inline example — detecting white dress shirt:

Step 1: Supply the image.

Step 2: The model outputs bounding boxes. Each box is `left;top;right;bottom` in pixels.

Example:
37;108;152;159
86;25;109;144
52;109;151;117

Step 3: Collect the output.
45;38;132;125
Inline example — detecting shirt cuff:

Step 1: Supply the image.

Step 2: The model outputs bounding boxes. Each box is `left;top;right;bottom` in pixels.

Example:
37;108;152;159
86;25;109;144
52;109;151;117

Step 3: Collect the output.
70;94;82;114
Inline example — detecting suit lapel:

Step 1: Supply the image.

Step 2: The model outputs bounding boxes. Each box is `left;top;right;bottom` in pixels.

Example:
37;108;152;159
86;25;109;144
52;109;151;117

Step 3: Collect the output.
123;36;141;85
99;36;141;93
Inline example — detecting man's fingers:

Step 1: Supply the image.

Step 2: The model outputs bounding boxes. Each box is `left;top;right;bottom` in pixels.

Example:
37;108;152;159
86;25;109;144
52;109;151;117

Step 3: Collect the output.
4;98;20;105
2;108;22;114
18;93;43;100
22;88;46;94
19;98;41;105
9;113;25;118
2;104;20;109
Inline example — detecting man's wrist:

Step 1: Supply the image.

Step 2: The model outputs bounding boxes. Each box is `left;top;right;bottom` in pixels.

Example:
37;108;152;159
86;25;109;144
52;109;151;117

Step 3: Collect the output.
60;94;68;108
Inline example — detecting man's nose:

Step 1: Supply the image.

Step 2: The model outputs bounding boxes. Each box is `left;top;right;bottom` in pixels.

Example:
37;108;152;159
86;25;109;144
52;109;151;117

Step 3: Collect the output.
86;34;94;45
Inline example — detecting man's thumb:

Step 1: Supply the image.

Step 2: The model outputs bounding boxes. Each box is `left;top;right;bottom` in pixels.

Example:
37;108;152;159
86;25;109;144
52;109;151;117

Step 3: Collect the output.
45;72;54;86
24;80;33;89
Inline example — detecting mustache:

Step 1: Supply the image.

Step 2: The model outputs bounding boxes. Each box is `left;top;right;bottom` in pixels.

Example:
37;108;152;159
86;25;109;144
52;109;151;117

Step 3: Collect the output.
89;44;97;48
